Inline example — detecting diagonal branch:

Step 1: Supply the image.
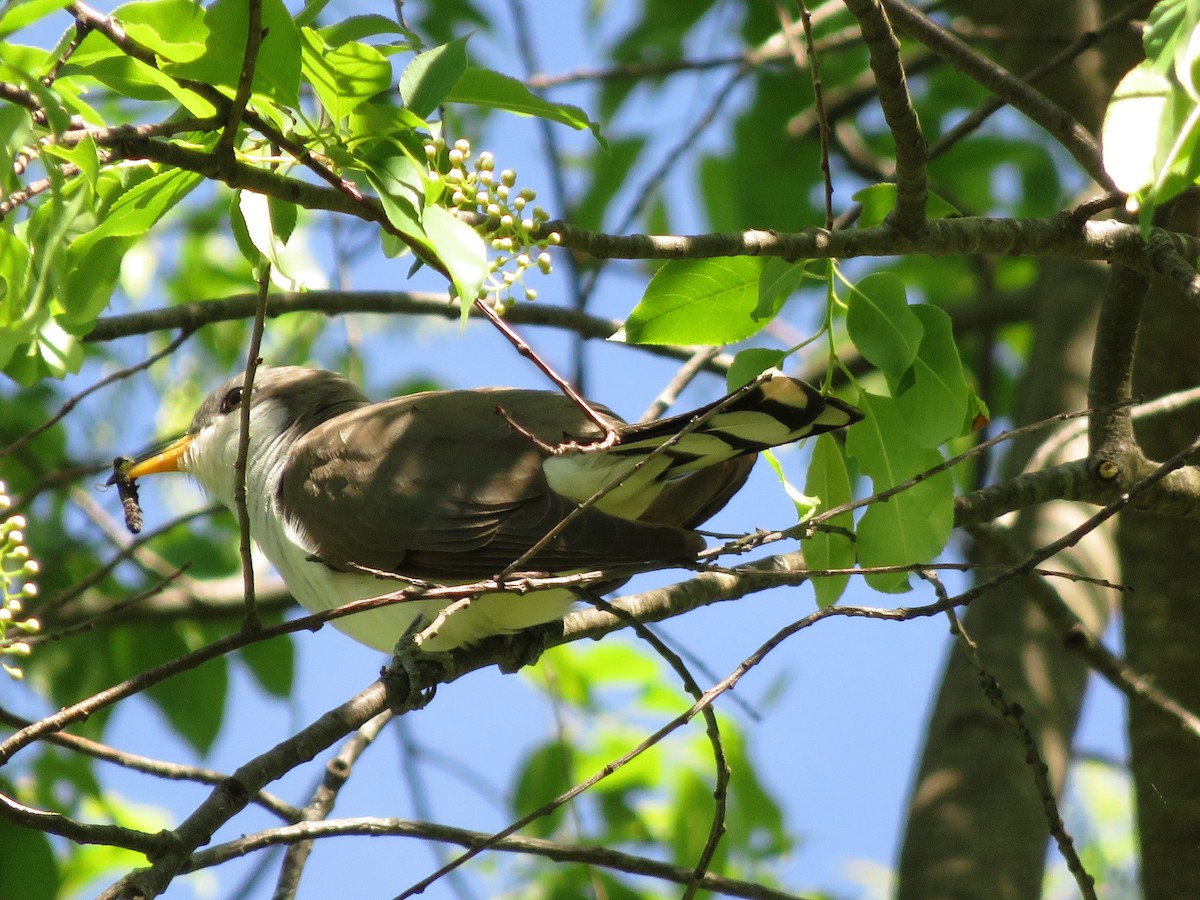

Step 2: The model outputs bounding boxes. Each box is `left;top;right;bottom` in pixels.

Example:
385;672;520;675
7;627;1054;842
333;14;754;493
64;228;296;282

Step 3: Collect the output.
842;0;927;232
880;0;1112;189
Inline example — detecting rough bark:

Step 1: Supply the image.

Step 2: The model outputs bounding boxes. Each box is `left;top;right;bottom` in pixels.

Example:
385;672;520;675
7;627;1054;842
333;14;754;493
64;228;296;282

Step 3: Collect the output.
897;263;1116;899
1119;200;1200;896
897;2;1141;895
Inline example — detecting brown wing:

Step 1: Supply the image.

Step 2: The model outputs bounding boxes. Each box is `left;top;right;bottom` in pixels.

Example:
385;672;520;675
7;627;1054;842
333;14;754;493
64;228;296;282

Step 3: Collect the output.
278;388;703;579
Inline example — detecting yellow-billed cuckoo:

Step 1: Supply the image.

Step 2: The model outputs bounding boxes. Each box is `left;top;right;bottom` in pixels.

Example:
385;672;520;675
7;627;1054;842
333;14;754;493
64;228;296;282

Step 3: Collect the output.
124;366;861;652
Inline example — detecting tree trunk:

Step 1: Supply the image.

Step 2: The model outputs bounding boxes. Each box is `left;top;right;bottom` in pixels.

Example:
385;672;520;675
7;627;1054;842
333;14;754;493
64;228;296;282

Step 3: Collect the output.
1119;225;1200;896
897;264;1116;899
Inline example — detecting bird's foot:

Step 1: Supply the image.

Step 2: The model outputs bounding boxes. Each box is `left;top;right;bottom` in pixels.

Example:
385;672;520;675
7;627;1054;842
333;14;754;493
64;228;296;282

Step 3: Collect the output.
384;618;453;711
496;622;559;674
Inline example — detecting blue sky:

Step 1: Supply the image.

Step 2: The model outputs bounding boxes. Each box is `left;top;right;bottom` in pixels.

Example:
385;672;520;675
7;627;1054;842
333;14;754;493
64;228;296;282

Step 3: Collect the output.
6;1;1131;897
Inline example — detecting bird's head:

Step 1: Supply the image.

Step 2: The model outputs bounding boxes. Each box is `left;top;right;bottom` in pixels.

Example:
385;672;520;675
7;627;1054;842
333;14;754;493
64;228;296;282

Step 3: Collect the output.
124;366;368;508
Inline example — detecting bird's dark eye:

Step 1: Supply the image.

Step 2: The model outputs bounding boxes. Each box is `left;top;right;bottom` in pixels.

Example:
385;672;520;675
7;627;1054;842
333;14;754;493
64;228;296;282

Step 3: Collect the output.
220;387;244;414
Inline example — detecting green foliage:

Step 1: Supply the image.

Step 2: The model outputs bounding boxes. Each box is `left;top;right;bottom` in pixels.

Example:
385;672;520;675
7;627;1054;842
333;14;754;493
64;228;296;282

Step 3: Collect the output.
514;642;793;891
804;434;856;607
624;256;804;345
0;3;597;382
845;391;956;592
1102;0;1200;228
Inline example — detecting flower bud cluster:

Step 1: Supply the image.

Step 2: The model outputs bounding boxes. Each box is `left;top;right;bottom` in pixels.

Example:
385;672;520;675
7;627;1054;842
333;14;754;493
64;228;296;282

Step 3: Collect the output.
1;480;41;680
423;136;561;309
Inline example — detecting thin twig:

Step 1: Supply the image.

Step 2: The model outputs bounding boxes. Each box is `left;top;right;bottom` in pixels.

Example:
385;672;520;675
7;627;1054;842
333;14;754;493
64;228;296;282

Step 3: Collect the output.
639;347;722;422
881;0;1111;188
186;815;810;900
842;0;927;232
273;711;393;897
233;270;271;632
789;1;835;229
933;585;1096;900
0;329;194;459
584;597;728;900
0;707;299;822
215;0;263;159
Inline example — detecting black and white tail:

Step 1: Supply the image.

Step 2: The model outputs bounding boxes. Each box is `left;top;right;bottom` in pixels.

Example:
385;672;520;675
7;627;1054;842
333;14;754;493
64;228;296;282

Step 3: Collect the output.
613;373;862;471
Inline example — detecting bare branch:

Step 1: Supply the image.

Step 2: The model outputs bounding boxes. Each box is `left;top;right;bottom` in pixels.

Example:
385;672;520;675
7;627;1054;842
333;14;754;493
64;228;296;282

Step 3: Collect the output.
880;0;1112;189
843;0;927;232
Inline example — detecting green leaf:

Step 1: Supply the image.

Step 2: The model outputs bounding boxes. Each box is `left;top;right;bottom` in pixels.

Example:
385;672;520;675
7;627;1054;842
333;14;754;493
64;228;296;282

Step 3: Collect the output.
164;0;301;108
0;0;70;41
146;649;228;756
300;27;393;120
398;35;470;118
319;14;413;47
0;816;59;900
726;347;786;391
572;136;644;231
5;318;83;383
755;257;810;321
804;434;855;607
363;153;423;227
446;67;603;142
845;391;953;592
0;229;33;335
116;0;208;64
845;271;924;377
624;256;770;345
65;32;217;115
239;635;295;699
512;739;574;837
853;183;961;228
894;304;971;448
422;203;487;315
1145;0;1194;72
235;190;298;281
1102;63;1172;194
65;168;203;329
762;449;820;519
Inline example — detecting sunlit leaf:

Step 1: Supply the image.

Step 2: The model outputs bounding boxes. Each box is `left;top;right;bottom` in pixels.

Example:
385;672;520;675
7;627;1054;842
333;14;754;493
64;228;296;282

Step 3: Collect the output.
845;391;953;592
399;35;469;118
894;304;971;448
624;257;767;345
446;66;603;141
845;271;923;378
804;434;855;607
422;203;487;316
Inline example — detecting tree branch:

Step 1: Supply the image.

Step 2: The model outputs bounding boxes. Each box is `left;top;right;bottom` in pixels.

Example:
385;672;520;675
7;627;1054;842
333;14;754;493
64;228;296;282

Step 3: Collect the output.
843;0;927;232
880;0;1112;188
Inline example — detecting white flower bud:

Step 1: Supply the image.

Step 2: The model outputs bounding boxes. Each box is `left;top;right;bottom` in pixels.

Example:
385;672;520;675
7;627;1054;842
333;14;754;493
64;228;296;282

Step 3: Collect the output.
454;138;471;154
524;288;538;301
500;169;517;187
21;559;38;576
21;582;37;599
